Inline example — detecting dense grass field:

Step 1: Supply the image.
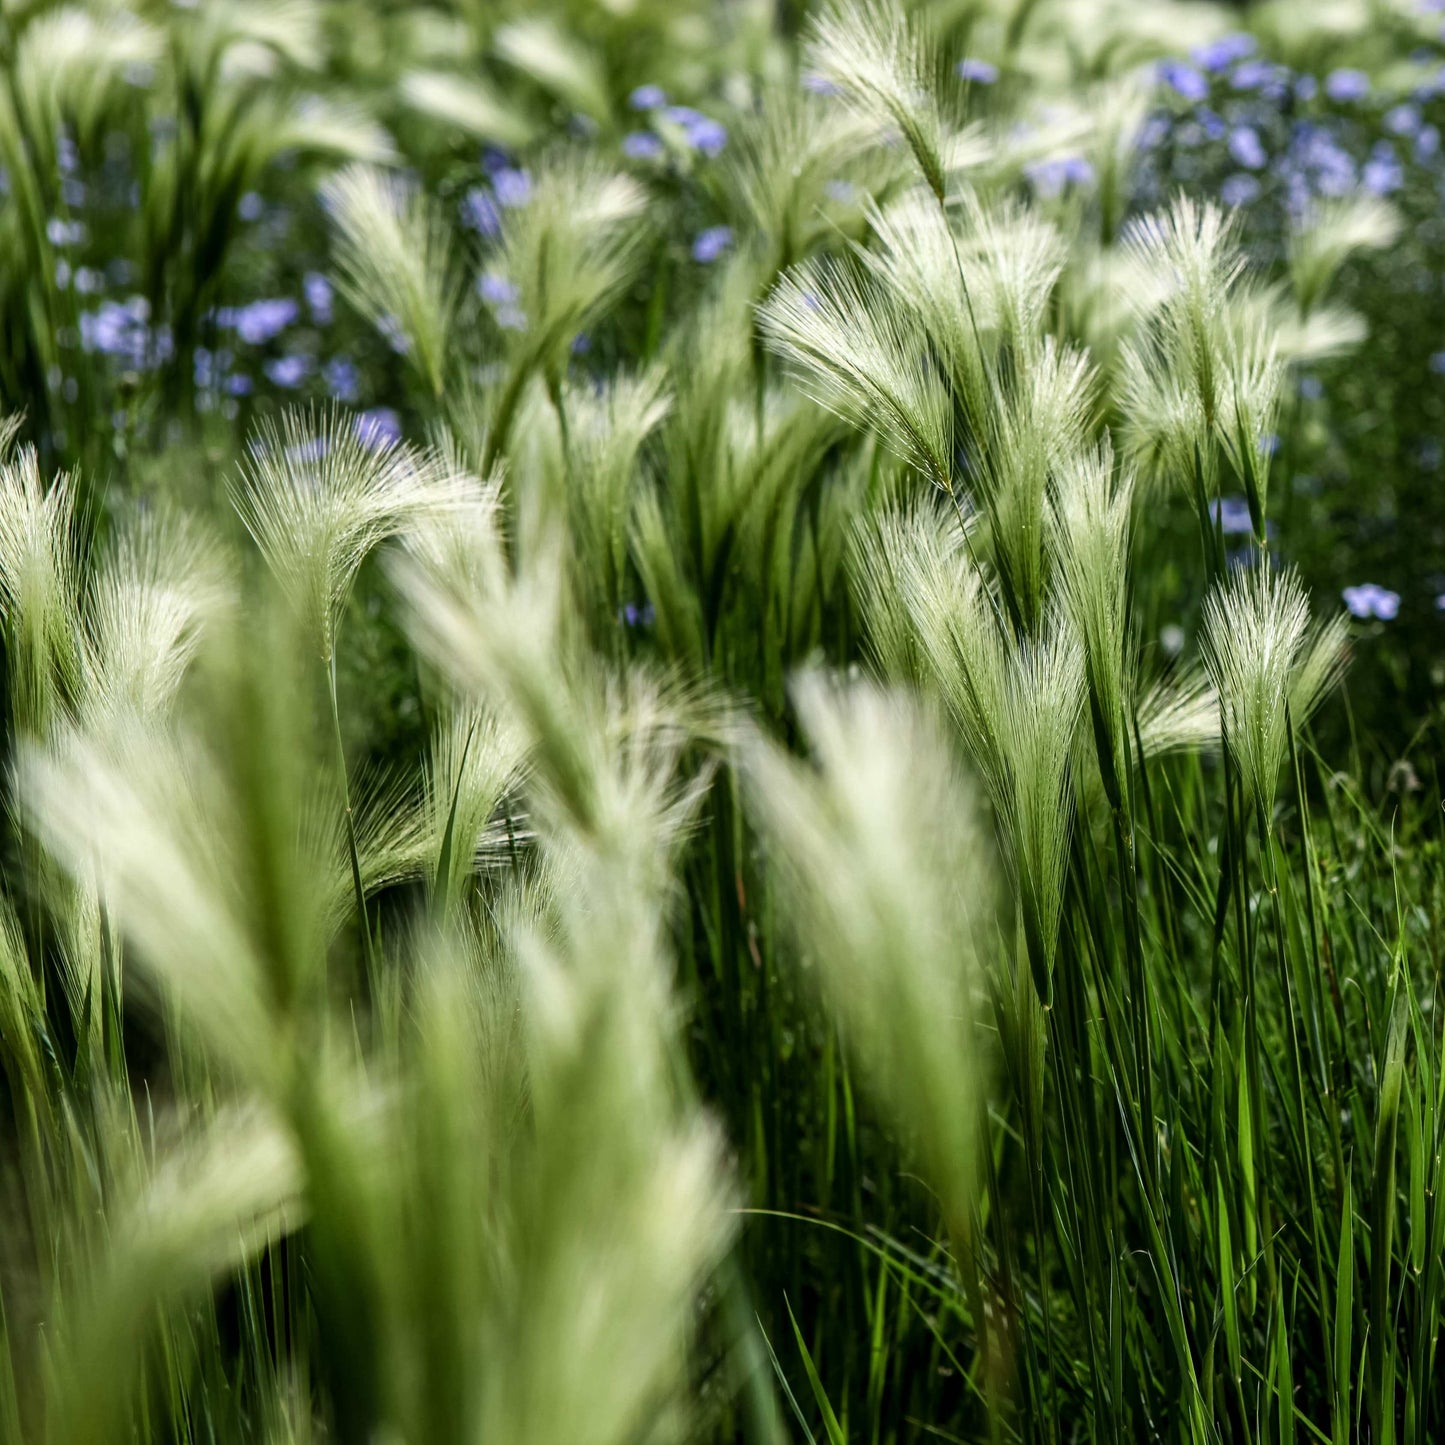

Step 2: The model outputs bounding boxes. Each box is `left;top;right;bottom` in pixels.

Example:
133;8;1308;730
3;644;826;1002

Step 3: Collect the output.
1;0;1445;1441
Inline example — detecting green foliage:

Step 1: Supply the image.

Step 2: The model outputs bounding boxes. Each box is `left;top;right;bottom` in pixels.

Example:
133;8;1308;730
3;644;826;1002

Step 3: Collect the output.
0;2;1441;1444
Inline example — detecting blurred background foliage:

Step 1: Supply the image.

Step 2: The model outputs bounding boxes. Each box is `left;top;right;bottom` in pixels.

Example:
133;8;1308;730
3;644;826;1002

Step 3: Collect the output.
2;0;1445;1442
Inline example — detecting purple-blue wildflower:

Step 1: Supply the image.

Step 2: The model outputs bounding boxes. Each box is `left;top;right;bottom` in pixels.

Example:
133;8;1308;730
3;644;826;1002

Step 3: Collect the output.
1025;155;1094;197
264;355;311;389
1228;125;1266;169
1193;33;1256;72
691;225;734;263
1385;103;1423;136
660;106;727;156
1342;583;1399;620
629;84;667;110
1158;60;1208;102
1231;59;1279;91
237;191;264;222
1211;495;1254;534
1363;143;1404;195
479;273;519;306
217;298;299;345
1221;173;1261;206
462;187;502;238
355;408;401;450
324;356;360;403
622;131;664;160
956;58;999;84
493;167;531;207
1324;68;1370;102
304;272;333;325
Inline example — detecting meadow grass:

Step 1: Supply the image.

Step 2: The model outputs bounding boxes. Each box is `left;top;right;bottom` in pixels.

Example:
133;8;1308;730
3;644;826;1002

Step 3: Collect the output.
0;2;1440;1443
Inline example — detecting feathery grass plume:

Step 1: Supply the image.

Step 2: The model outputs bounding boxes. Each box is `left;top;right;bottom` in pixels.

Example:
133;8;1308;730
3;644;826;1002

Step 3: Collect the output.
850;503;1083;1001
1287;194;1401;316
804;0;948;203
424;705;529;921
972;336;1095;631
324;165;461;399
18;715;287;1090
399;440;508;600
1115;329;1207;492
759;258;954;491
955;192;1069;356
990;626;1085;1005
494;156;649;354
6;7;161;175
479;858;731;1445
493;17;613;123
1215;302;1284;538
269;96;398;166
1201;563;1330;813
234;409;473;667
855;188;991;421
1084;74;1154;241
559;367;670;629
724;82;878;275
742;673;989;1247
1048;439;1134;802
482;155;650;461
1135;667;1221;758
179;0;326;77
1121;193;1245;431
79;509;229;730
0;445;81;734
1288;610;1351;725
400;69;535;151
47;1104;302;1445
849;496;973;687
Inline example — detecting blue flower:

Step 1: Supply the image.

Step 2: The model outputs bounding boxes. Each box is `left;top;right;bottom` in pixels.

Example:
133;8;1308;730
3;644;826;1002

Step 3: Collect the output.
1298;374;1323;400
1417;125;1441;160
1363;143;1404;195
660;106;727;156
1429;351;1445;373
1342;583;1399;620
324;356;360;403
691;225;734;263
264;354;311;389
1158;59;1208;102
571;332;591;355
479;272;519;306
802;72;842;96
216;298;299;345
629;84;667;110
1324;68;1370;101
355;408;402;450
46;218;86;247
1193;33;1256;72
824;179;856;202
462;186;501;237
1295;74;1318;100
304;272;333;324
225;373;253;397
622;131;664;160
1198;107;1227;140
493;167;531;207
956;58;999;84
1231;59;1278;91
1221;173;1261;206
1385;103;1422;136
237;191;264;222
1024;155;1094;197
1228;125;1266;169
1210;494;1254;535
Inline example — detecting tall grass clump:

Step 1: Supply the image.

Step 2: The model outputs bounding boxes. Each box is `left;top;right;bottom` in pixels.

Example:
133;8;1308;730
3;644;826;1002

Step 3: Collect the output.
0;1;1440;1443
